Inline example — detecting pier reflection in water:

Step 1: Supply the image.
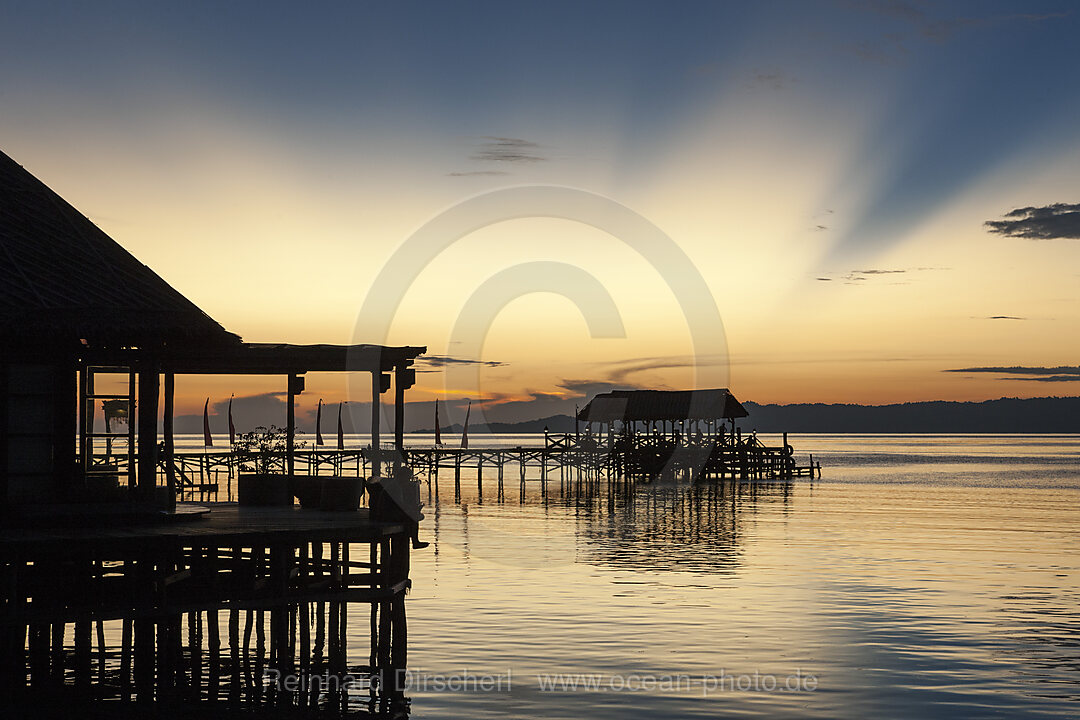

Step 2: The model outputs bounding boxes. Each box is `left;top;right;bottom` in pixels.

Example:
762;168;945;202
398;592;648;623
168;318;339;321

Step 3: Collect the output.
3;471;785;719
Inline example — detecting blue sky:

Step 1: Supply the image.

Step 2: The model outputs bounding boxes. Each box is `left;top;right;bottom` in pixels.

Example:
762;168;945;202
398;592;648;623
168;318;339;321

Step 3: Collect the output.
3;1;1079;419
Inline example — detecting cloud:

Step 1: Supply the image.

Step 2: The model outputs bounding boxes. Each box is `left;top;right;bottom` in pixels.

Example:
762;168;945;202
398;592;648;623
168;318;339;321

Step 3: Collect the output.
849;0;1066;40
743;69;795;90
415;354;507;370
846;33;909;64
984;203;1080;239
447;170;510;177
945;365;1080;382
557;379;639;398
983;316;1026;320
840;2;1066;63
450;381;632;425
471;136;547;164
819;268;905;284
815;266;948;285
596;355;729;385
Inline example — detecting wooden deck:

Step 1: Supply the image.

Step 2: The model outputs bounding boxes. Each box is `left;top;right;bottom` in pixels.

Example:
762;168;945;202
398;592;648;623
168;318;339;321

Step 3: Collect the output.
0;503;407;555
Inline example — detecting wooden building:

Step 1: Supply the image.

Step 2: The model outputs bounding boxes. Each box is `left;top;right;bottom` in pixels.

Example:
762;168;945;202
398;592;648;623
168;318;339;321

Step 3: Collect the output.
577;388;748;432
0;148;425;710
577;388;812;481
0;148;423;509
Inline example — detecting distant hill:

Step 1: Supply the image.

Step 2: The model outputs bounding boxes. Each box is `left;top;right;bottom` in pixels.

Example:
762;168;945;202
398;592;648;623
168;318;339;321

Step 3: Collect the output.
417;397;1080;434
414;414;578;435
740;396;1080;433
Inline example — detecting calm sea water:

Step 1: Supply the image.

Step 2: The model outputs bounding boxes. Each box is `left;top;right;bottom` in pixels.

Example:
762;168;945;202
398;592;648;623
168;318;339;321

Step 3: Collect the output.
390;434;1080;719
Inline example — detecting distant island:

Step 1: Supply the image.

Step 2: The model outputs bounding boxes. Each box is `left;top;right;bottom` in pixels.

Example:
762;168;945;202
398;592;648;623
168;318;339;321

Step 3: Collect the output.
414;396;1080;434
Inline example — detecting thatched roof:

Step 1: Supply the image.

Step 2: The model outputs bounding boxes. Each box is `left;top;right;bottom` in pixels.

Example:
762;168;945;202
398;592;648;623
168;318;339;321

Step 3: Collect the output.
578;388;748;423
0;149;236;348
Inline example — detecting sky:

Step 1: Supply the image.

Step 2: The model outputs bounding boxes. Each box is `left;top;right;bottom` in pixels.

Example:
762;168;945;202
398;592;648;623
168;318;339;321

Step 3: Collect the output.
2;0;1079;429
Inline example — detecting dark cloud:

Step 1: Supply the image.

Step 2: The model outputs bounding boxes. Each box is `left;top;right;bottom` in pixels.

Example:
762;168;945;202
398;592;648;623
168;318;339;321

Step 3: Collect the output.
557;379;638;398
816;277;833;281
415;355;506;370
852;269;907;275
471;136;547;164
984;203;1080;239
983;316;1026;320
814;224;828;231
945;365;1080;381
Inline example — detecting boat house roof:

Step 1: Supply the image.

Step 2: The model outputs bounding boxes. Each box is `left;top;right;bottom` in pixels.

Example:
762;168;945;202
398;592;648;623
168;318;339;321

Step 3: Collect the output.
0;149;235;349
577;388;749;423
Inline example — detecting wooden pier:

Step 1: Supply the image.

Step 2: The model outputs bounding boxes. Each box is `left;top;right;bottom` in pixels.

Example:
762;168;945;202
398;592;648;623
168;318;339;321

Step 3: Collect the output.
0;504;413;715
144;426;820;506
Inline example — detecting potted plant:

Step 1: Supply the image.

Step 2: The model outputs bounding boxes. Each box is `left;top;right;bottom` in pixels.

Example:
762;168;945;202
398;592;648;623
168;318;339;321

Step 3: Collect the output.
234;425;306;506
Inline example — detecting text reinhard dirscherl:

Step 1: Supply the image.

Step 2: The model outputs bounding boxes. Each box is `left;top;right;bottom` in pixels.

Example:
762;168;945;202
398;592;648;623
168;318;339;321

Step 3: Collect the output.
264;668;818;696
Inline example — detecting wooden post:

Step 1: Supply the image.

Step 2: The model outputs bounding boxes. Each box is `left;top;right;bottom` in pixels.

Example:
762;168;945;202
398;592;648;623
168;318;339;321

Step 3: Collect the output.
137;361;160;498
228;551;240;696
78;367;90;487
377;538;392;689
207;605;220;699
393;365;406;458
298;544;310;677
371;371;382;478
287;374;300;477
163;371;176;508
454;453;461;497
75;615;91;693
389;535;410;697
519;449;526;501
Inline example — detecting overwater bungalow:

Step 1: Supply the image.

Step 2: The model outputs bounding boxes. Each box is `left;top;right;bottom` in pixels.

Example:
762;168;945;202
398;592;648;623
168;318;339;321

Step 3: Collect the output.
577;388;810;480
0;148;424;711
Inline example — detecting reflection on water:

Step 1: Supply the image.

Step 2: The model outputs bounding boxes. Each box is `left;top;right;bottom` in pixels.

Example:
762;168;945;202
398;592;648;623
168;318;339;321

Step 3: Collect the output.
21;435;1077;718
395;435;1080;719
574;481;792;574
